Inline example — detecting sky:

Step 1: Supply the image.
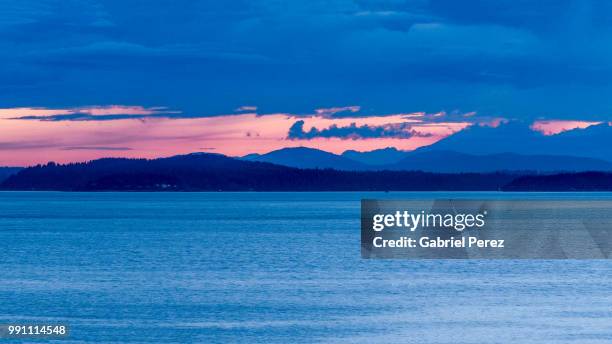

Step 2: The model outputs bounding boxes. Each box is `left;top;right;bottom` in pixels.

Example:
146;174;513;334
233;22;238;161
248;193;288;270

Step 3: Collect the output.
2;0;612;165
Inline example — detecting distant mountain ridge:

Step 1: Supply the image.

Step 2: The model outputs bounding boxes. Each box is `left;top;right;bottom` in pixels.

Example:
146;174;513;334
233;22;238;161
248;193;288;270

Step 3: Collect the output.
242;147;369;170
6;120;612;190
240;146;612;173
341;147;407;165
419;121;612;162
390;150;612;173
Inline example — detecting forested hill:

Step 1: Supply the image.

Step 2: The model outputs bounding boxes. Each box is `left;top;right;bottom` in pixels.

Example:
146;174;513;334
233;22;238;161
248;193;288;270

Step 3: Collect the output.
502;172;612;191
0;167;22;183
1;153;518;191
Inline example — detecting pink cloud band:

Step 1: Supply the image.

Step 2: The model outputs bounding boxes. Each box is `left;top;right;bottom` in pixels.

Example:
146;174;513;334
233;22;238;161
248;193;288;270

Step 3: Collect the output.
530;120;602;135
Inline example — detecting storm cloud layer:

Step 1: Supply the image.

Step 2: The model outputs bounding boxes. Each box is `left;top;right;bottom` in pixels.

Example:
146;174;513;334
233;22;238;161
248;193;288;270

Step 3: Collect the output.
2;0;612;119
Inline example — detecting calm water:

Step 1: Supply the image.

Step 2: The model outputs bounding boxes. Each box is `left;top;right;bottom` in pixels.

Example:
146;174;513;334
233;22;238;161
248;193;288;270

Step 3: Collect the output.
1;192;611;343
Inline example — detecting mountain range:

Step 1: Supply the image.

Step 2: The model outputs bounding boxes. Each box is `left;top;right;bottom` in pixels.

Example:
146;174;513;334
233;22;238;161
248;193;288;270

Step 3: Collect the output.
418;121;612;161
241;121;612;173
3;121;612;192
244;147;612;172
242;147;368;170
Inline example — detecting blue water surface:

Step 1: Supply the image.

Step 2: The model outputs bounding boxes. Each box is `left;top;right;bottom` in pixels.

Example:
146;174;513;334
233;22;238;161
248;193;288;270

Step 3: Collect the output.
0;192;611;343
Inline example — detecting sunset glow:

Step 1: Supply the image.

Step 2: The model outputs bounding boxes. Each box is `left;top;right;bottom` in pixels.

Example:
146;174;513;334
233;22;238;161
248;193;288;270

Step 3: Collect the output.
530;120;602;135
1;103;608;166
0;105;475;166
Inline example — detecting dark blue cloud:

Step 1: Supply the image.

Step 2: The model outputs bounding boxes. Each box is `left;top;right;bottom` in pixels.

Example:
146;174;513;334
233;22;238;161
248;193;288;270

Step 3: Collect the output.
287;120;432;140
2;0;612;120
13;113;145;121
